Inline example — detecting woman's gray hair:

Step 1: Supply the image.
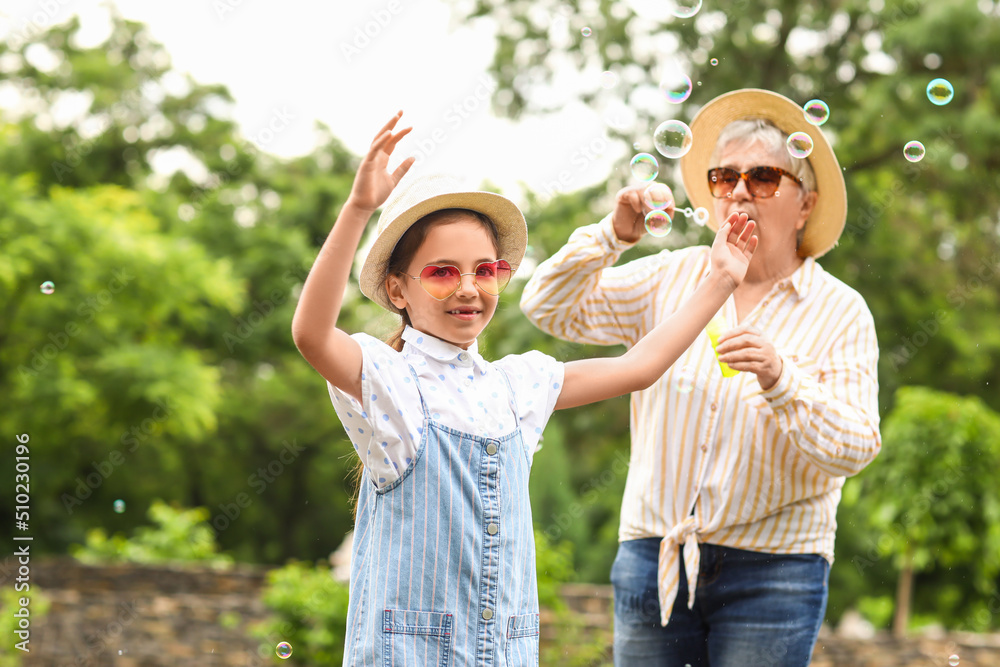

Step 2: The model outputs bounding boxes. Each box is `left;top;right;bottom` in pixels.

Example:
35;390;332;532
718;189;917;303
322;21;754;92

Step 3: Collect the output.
709;119;817;194
709;118;817;249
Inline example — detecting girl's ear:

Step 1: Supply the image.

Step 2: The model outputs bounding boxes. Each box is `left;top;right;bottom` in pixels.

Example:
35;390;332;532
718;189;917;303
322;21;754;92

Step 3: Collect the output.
385;274;408;310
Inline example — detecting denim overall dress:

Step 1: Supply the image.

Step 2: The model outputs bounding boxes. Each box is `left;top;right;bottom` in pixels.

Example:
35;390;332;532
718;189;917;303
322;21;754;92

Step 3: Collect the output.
343;364;540;666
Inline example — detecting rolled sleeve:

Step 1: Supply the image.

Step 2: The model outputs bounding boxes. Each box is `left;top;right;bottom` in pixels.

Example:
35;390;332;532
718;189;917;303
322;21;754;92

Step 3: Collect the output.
762;304;882;478
759;354;802;409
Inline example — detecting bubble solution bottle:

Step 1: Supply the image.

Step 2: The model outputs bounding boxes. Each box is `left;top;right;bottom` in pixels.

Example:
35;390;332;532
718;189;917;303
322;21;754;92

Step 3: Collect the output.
705;315;740;378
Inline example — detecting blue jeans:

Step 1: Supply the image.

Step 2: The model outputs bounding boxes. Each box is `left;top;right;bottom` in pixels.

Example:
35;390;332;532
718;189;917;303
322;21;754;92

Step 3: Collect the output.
611;539;829;667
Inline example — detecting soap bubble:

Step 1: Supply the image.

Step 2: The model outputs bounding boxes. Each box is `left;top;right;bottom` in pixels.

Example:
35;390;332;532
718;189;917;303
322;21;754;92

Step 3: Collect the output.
659;72;692;104
786;131;814;159
802;99;830;126
671;0;703;18
630;153;659;182
676;366;697;394
645;210;673;237
600;70;619;89
903;140;925;162
40;281;55;294
710;58;718;66
926;78;954;105
276;642;293;659
114;500;126;513
643;183;673;211
653;120;694;159
948;656;960;666
581;27;592;37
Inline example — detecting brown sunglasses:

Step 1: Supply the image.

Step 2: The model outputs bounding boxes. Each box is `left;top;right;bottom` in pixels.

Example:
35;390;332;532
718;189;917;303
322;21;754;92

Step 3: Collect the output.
708;166;803;199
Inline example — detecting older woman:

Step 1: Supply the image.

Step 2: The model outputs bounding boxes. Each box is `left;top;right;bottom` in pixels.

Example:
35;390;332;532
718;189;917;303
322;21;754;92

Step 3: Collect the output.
521;89;881;666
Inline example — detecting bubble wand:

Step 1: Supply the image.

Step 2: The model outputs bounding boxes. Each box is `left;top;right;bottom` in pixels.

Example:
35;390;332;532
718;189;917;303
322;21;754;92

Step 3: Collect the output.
640;183;711;238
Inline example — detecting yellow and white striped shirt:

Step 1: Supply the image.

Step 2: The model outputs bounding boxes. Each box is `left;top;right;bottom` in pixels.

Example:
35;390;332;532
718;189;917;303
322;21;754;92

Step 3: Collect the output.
520;215;881;625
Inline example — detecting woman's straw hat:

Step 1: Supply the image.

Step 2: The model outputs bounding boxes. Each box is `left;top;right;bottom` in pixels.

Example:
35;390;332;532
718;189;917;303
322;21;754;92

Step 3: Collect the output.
359;173;527;311
679;88;847;259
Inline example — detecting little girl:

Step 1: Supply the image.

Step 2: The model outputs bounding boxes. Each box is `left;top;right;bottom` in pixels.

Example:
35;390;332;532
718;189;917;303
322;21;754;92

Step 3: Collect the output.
291;111;756;666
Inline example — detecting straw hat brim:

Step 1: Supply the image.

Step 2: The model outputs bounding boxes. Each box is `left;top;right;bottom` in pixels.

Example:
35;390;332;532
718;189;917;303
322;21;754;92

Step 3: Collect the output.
359;189;527;312
679;88;846;259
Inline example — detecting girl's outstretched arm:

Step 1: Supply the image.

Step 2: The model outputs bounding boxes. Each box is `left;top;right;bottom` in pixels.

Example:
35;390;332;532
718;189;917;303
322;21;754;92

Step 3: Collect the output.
291;111;414;402
554;213;757;410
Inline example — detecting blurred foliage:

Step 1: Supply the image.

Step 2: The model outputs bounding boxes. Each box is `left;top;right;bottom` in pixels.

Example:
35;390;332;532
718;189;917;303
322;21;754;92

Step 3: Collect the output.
1;0;998;640
534;529;612;666
70;499;233;568
0;11;360;565
856;595;895;630
840;387;1000;631
249;560;351;666
0;586;50;667
535;528;576;613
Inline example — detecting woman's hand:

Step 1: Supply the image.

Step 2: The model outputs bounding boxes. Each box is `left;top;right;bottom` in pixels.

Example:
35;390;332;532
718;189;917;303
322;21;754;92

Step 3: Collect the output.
709;211;758;290
715;323;783;390
611;182;675;243
347;110;416;214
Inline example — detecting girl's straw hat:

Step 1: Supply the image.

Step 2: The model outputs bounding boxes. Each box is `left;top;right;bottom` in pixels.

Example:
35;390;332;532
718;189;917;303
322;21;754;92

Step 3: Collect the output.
679;88;847;259
359;173;528;311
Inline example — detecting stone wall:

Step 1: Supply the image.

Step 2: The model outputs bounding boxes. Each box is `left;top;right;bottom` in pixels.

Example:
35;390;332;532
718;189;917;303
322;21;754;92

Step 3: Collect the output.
28;557;273;666
17;558;1000;666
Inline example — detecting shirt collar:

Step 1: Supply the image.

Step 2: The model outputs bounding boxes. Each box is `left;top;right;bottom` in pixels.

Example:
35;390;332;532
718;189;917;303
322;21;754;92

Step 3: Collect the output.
785;257;816;299
401;325;486;370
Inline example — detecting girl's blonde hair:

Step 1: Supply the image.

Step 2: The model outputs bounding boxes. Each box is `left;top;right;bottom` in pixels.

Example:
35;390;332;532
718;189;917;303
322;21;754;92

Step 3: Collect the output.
348;207;502;515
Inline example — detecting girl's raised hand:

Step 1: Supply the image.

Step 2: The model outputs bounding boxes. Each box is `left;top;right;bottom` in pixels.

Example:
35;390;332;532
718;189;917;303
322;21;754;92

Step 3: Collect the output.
709;211;758;289
348;111;416;213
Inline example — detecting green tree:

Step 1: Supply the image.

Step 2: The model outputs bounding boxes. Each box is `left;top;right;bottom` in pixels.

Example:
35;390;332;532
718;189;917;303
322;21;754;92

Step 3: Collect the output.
843;386;1000;634
70;499;233;567
0;173;242;551
0;13;244;192
0;13;367;565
